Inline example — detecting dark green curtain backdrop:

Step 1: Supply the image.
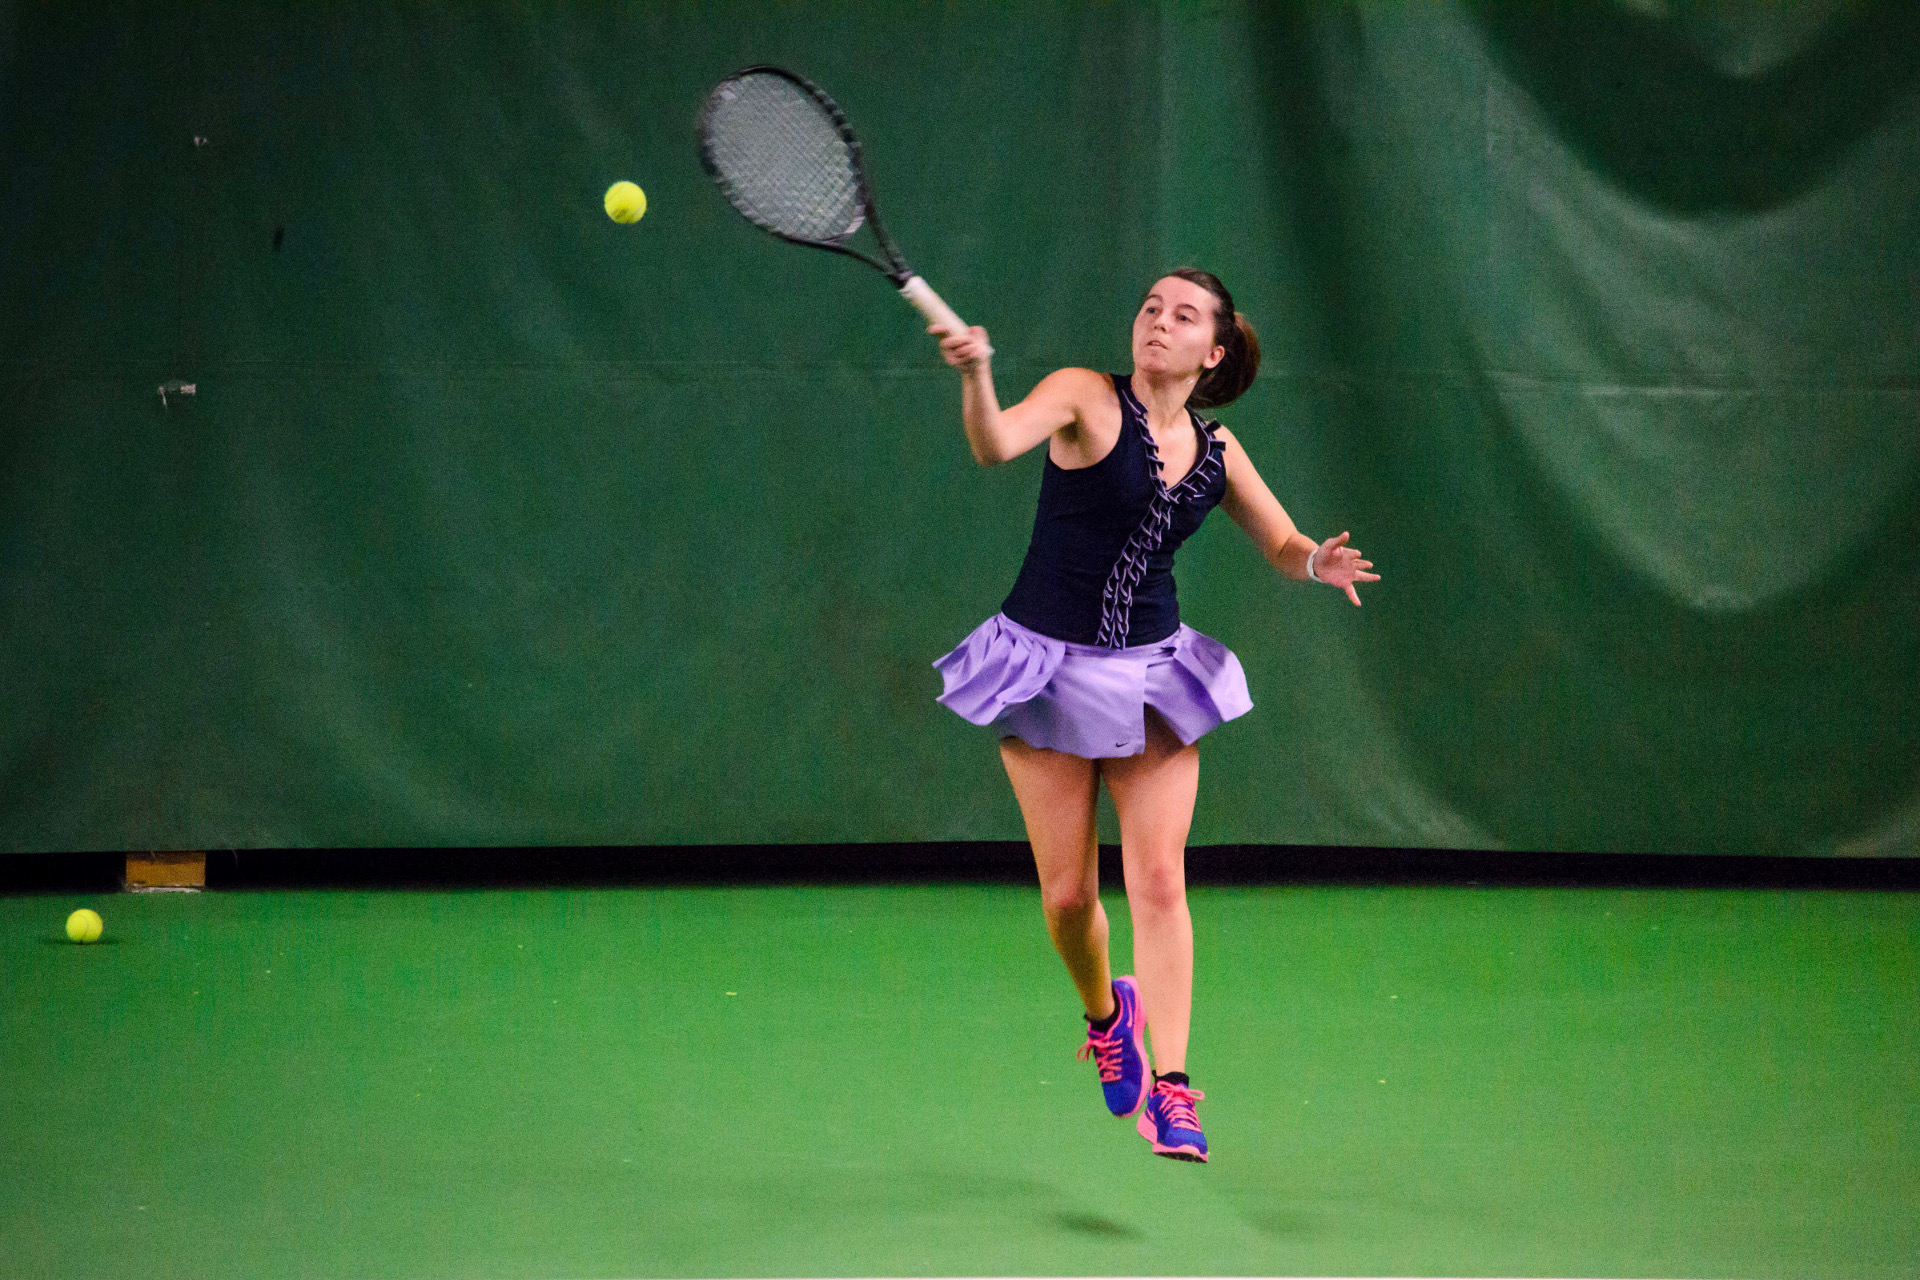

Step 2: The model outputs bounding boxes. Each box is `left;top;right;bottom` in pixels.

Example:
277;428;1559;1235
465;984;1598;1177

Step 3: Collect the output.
2;2;1915;856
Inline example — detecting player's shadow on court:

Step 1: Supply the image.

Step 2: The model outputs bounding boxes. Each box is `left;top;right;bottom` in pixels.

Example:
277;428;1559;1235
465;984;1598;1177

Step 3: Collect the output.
1241;1206;1320;1239
1050;1210;1141;1240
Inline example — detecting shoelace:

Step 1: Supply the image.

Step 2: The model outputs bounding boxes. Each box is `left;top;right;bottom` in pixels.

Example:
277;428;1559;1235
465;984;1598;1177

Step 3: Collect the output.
1077;1027;1124;1082
1153;1081;1206;1130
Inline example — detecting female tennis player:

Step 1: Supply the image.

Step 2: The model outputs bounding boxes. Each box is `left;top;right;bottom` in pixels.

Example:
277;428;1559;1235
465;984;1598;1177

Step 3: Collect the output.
930;269;1378;1162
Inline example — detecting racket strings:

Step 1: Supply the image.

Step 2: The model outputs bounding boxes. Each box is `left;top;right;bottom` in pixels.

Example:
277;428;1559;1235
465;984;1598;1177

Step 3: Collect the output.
704;74;864;245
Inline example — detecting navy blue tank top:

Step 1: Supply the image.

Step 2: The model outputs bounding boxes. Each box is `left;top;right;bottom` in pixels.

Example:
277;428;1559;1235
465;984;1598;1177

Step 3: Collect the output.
1000;374;1228;647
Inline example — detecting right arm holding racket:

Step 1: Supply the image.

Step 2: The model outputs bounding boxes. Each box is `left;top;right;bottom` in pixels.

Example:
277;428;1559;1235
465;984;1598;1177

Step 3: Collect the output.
935;330;1099;468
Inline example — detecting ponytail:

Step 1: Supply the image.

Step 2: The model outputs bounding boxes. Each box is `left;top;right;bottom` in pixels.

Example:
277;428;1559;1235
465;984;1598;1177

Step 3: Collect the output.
1191;309;1260;410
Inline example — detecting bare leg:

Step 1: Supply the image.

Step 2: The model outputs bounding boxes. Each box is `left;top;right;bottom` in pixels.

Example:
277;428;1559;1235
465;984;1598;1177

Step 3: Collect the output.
999;736;1115;1021
1100;711;1199;1075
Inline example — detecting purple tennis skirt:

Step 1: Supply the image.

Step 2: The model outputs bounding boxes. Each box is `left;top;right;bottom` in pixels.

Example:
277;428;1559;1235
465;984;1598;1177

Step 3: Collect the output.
932;613;1253;758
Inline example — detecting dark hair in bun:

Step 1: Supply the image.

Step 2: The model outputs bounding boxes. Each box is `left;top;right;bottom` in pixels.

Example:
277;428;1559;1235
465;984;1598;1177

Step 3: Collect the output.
1155;267;1261;410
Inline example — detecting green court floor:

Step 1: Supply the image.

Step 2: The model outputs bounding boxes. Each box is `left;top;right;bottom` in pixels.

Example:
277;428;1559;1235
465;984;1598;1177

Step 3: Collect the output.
3;882;1916;1278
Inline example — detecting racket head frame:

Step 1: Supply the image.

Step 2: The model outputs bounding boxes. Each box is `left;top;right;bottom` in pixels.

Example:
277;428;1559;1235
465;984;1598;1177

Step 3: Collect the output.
697;65;916;285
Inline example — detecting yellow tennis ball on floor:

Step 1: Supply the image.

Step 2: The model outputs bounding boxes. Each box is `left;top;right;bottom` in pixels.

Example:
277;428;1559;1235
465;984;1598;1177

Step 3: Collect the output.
66;909;103;944
604;180;646;224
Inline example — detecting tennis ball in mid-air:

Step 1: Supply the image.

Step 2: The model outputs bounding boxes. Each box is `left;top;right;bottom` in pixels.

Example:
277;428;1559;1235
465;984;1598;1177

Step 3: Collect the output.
66;909;103;944
604;181;647;224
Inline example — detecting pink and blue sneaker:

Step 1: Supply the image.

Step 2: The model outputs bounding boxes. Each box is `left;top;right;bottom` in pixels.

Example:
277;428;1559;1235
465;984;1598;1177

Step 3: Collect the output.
1137;1074;1207;1162
1076;975;1149;1117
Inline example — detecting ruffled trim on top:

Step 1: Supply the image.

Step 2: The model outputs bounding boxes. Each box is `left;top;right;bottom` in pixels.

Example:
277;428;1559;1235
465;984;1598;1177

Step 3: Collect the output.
1097;384;1225;648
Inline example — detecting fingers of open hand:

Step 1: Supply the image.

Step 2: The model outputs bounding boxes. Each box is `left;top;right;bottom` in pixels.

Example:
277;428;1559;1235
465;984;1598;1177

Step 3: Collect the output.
1322;545;1380;602
1314;533;1376;604
1326;548;1371;572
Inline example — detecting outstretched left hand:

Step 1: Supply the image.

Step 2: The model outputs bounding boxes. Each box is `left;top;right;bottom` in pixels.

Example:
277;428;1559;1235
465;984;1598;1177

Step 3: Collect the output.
1313;531;1380;606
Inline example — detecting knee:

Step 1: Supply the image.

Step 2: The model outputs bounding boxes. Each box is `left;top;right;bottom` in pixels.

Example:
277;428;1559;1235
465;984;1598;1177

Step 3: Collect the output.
1126;861;1187;916
1040;882;1100;923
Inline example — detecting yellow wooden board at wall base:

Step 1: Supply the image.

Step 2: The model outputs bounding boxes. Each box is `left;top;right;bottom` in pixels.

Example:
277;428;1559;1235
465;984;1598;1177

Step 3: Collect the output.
126;850;206;890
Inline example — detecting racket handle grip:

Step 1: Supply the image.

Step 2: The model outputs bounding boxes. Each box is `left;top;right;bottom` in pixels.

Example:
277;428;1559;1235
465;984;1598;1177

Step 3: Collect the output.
899;275;968;338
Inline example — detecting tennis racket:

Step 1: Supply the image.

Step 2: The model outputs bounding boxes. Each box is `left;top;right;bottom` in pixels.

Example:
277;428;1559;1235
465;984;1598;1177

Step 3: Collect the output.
698;66;971;339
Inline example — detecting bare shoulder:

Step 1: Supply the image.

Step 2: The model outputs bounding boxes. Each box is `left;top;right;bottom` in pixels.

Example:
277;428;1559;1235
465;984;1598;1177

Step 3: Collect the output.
1213;424;1274;496
1049;366;1113;387
1023;366;1117;433
1035;368;1122;468
1032;366;1116;408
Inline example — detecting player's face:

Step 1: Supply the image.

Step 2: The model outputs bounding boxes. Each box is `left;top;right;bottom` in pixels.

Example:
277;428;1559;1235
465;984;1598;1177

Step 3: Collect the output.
1133;277;1226;380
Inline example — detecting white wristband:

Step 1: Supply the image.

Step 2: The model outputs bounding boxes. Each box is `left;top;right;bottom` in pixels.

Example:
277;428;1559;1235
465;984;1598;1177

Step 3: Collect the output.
1305;546;1323;583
